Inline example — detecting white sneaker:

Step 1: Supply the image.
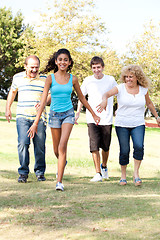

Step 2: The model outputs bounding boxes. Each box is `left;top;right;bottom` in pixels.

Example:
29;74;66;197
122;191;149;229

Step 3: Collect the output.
90;173;102;182
100;164;109;179
56;182;64;191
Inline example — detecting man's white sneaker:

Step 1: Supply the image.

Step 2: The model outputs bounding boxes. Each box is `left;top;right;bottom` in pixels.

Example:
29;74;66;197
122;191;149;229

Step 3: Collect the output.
56;182;64;191
100;164;109;179
90;173;102;182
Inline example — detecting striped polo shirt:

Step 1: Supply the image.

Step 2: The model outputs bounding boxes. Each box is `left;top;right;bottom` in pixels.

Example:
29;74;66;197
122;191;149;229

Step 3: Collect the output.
11;71;47;124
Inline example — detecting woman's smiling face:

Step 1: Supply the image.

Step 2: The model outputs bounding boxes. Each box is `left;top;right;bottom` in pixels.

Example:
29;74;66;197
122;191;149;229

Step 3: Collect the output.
124;72;138;87
55;53;71;71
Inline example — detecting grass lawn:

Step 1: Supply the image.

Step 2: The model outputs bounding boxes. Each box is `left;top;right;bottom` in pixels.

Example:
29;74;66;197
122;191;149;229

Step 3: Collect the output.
0;99;160;240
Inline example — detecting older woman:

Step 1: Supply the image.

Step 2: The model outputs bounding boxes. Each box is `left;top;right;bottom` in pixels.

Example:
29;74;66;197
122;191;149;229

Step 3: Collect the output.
97;65;160;186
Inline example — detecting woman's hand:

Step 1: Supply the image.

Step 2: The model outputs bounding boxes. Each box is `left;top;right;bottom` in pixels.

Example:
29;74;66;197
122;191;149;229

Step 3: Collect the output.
93;114;101;125
96;99;108;113
27;123;38;139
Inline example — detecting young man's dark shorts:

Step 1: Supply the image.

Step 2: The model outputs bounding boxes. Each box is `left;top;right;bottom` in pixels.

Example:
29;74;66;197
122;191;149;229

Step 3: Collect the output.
87;123;112;152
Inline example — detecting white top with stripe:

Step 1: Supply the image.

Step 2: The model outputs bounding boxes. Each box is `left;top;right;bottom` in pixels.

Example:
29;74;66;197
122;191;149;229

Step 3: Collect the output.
11;71;47;124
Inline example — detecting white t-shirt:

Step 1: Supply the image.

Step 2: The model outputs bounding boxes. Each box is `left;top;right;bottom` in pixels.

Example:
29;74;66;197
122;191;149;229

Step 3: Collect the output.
81;74;117;125
115;83;148;127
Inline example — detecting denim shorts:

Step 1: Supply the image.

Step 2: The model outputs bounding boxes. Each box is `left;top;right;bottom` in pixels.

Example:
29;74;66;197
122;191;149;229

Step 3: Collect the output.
48;107;75;128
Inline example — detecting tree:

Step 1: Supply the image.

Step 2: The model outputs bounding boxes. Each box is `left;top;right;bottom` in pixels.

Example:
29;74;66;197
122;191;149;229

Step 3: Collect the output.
32;0;123;110
32;0;114;110
122;21;160;107
0;7;35;99
102;49;122;82
34;0;108;79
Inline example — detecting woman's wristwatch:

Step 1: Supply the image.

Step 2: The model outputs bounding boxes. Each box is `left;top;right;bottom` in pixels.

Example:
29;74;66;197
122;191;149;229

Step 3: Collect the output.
156;116;160;120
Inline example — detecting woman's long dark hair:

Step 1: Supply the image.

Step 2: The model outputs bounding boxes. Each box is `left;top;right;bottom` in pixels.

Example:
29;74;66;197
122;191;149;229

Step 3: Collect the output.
42;48;74;73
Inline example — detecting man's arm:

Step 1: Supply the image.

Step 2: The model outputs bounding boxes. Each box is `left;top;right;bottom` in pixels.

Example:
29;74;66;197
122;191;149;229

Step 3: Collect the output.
5;89;17;123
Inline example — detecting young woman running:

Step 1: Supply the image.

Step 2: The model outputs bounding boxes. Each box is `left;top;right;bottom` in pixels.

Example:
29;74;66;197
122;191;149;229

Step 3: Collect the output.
28;48;100;191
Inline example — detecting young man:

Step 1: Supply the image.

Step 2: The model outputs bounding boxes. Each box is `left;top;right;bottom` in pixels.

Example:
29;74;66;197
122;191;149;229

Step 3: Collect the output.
5;55;49;183
75;56;117;182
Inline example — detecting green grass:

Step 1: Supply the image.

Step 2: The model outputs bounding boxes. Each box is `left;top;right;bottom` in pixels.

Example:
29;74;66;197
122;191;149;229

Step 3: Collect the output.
0;99;160;240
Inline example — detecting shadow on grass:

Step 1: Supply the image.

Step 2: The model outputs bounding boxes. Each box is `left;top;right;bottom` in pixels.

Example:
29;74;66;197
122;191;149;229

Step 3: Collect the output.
0;170;160;231
0;169;160;240
1;169;160;184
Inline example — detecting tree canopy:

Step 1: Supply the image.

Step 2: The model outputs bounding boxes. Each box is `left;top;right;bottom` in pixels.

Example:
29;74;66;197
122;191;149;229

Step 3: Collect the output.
0;1;159;110
0;7;35;98
34;0;109;80
122;21;160;107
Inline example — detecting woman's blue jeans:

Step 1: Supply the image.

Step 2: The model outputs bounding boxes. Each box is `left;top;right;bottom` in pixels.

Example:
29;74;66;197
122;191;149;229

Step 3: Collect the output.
115;125;145;166
16;118;46;176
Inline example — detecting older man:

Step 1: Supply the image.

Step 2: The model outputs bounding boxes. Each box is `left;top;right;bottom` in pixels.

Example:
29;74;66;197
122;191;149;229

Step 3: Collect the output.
5;55;48;183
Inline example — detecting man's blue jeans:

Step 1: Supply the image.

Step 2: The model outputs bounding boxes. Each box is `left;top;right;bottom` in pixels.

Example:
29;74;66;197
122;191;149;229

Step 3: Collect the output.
16;118;46;176
115;125;145;166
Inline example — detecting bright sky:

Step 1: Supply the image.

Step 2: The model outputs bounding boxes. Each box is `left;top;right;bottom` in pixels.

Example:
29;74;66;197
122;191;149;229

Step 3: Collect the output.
1;0;160;55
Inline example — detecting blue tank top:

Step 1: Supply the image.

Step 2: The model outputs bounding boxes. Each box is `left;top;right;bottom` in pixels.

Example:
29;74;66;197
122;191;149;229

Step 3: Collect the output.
50;73;73;112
